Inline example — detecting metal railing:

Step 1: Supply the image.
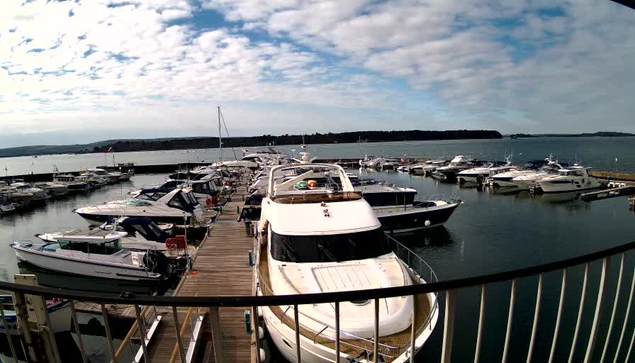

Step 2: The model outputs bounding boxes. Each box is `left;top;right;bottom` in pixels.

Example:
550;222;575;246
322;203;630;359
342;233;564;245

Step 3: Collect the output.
2;240;635;362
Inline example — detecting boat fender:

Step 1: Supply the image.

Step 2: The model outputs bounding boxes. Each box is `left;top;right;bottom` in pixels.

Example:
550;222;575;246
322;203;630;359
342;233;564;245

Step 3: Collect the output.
424;220;431;227
258;326;264;340
259;348;266;362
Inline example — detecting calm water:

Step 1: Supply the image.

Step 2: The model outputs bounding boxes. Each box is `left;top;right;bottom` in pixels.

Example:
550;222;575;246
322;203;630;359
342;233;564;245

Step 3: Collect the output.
0;139;634;361
3;136;635;176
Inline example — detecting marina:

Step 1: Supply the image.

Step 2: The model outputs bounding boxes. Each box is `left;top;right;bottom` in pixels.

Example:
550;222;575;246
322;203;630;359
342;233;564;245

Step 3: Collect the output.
0;141;635;362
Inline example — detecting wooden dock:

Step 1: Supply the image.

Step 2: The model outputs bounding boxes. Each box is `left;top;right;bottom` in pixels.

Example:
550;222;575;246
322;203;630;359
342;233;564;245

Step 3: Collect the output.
143;186;256;363
581;184;635;201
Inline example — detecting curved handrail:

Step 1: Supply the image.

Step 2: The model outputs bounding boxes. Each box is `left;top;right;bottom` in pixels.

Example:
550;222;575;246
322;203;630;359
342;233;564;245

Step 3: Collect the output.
3;240;635;307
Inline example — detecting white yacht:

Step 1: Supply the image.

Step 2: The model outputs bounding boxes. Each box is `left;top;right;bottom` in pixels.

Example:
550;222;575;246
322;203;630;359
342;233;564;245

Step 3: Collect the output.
81;168;119;184
509;160;565;190
12;237;162;282
74;187;205;225
409;160;447;176
33;182;69;198
53;174;90;193
432;155;482;181
457;157;515;184
537;166;601;193
257;164;439;362
10;181;48;203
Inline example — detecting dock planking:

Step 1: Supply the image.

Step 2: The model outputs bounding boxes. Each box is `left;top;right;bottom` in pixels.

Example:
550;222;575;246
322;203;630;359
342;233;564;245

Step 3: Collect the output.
145;185;256;363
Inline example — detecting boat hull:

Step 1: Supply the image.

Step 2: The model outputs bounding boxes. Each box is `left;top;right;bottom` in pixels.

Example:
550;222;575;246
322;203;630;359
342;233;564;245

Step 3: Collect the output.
538;180;601;193
12;246;160;282
375;202;460;233
76;212;193;226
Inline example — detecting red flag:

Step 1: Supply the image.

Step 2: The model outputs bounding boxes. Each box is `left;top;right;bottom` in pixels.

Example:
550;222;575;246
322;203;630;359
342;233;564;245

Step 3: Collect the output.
107;147;113;152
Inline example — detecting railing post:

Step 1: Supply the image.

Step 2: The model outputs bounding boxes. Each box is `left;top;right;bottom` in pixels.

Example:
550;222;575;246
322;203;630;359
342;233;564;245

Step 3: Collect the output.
600;253;625;363
502;279;517;363
474;284;487;363
374;298;380;362
527;273;544;363
172;306;186;363
135;305;150;363
409;294;417;363
568;263;590;363
13;291;37;362
614;266;635;363
335;301;340;363
441;290;457;363
548;268;568;363
294;304;301;363
69;300;88;363
209;307;225;363
584;257;611;363
40;295;62;363
0;303;19;363
101;303;118;363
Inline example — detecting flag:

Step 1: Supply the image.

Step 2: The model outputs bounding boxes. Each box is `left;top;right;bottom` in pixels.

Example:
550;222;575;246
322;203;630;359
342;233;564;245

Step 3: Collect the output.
108;147;113;152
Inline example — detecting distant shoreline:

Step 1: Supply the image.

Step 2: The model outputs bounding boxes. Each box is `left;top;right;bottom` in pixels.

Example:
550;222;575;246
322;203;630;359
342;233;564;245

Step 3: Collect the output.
0;130;501;159
508;132;635;138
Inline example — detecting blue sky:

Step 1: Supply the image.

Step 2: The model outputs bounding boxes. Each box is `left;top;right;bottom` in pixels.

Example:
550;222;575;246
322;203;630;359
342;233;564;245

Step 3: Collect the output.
0;0;634;147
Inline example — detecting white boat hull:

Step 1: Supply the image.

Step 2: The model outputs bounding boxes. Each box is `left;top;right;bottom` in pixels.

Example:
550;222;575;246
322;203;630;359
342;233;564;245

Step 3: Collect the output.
538;179;601;193
261;287;438;363
13;246;160;282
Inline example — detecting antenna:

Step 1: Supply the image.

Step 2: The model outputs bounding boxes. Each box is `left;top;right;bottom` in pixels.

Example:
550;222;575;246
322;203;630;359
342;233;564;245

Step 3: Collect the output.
218;106;223;162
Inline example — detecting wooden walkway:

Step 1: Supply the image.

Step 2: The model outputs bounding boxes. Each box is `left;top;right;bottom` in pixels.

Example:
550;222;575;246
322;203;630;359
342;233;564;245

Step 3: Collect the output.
145;186;256;363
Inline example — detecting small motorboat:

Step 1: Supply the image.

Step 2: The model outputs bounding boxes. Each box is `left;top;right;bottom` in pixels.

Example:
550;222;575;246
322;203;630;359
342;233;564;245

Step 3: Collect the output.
53;174;90;193
33;182;69;198
12;236;163;282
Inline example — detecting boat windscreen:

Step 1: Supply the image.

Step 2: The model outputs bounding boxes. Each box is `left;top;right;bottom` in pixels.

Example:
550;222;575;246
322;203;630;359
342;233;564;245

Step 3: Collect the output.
271;228;391;263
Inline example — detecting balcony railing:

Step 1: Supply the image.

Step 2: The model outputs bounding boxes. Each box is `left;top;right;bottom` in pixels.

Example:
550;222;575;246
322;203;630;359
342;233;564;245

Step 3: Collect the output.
1;239;635;362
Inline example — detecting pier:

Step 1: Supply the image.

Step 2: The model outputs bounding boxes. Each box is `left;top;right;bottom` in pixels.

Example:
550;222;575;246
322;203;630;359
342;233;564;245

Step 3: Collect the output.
120;184;256;362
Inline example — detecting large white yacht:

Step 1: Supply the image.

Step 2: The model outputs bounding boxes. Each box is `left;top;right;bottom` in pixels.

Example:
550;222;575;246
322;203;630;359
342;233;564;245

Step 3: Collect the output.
508;159;565;190
257;164;439;362
537;166;601;193
74;188;204;225
457;157;515;184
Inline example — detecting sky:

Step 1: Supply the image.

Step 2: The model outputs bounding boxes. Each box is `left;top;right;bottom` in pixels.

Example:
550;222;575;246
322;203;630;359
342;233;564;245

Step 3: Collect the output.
1;0;634;147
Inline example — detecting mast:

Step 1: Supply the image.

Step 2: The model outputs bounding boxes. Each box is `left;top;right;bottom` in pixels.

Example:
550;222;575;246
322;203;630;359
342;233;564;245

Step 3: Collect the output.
218;106;223;162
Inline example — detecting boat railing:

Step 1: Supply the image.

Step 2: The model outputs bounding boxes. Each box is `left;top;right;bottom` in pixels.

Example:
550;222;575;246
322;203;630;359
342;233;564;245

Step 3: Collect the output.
3;240;635;362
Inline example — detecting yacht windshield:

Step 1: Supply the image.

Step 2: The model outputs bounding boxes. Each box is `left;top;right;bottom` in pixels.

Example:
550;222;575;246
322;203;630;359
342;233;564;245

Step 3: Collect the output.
271;228;392;263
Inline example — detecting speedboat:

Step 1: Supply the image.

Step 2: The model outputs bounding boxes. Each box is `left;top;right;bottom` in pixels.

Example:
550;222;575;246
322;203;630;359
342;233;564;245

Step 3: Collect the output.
74;187;205;225
431;155;483;181
537;166;601;193
0;295;71;334
130;178;219;205
257;163;439;362
0;200;16;215
409;160;447;176
457;157;515;184
12;238;162;282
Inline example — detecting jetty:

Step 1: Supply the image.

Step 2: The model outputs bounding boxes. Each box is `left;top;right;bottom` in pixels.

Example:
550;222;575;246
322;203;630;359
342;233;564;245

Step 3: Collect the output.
112;183;257;362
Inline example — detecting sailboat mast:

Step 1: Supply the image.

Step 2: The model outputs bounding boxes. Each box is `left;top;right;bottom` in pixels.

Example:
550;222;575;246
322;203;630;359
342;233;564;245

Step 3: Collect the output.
218;106;223;162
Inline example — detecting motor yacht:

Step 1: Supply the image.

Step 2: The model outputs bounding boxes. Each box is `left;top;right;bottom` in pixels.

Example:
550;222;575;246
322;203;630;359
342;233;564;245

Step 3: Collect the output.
537;166;601;193
257;163;439;362
374;199;462;234
10;181;48;204
33;182;69;198
408;160;447;176
457;157;515;184
509;160;565;190
74;187;205;225
130;178;219;205
431;155;483;181
53;174;90;193
81;168;119;184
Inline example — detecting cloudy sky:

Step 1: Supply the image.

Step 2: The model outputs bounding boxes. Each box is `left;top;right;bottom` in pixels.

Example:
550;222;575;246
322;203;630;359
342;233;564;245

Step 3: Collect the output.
1;0;634;147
